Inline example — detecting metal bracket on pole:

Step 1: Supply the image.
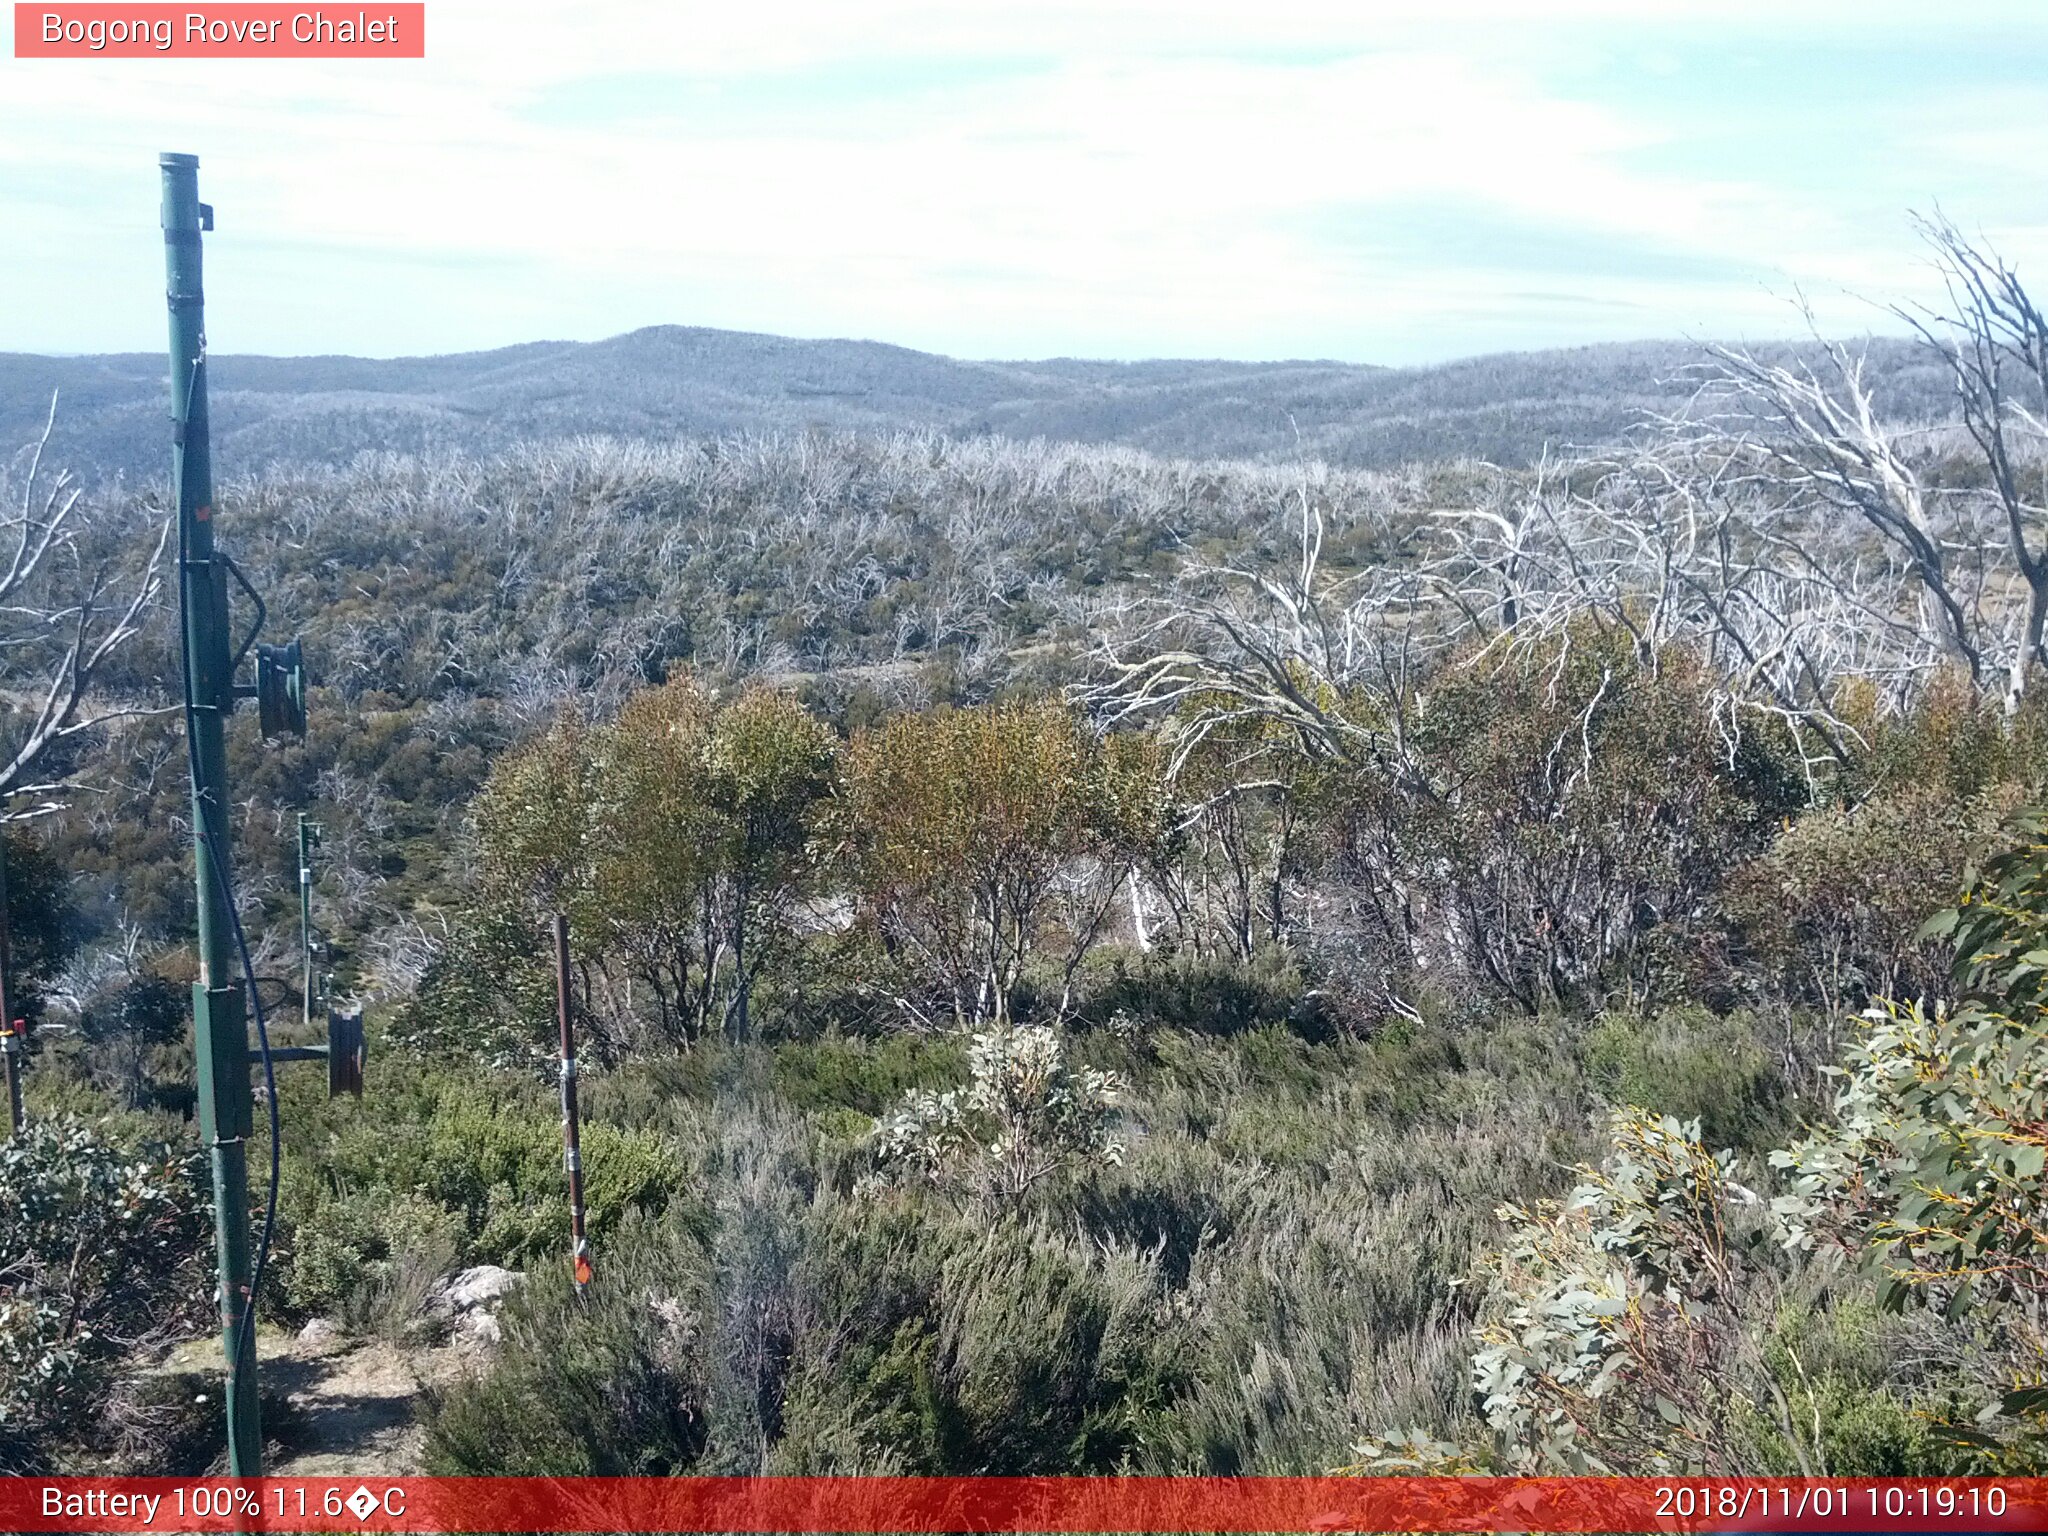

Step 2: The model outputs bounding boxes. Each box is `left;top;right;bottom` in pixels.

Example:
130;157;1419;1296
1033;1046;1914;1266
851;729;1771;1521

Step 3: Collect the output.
265;1007;365;1098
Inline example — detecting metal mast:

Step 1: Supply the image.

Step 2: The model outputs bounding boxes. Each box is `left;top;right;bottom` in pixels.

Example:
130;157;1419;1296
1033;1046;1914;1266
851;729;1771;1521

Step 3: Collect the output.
162;150;262;1476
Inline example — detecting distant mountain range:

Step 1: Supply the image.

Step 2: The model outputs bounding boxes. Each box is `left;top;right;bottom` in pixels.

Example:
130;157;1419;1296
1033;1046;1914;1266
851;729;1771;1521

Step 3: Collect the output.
0;325;1950;484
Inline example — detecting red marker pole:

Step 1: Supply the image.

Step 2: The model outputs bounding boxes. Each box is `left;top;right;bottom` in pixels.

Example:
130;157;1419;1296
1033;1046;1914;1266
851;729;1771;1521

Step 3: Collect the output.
2;1022;21;1140
0;830;20;1139
552;911;591;1297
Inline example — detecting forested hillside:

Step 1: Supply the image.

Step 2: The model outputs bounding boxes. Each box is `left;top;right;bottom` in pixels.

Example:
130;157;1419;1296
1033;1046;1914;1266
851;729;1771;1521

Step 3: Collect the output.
0;328;1955;484
9;225;2048;1480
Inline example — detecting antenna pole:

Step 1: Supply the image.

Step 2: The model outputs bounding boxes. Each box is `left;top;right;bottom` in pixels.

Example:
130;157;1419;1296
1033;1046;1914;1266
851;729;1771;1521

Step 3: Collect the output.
163;150;262;1477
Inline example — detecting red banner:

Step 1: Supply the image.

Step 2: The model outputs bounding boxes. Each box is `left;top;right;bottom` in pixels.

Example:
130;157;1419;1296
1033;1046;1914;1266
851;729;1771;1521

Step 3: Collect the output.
4;1476;2044;1533
13;4;424;57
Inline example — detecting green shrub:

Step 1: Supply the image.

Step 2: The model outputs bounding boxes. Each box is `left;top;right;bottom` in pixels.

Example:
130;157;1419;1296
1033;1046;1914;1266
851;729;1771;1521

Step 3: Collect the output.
415;1006;1620;1479
434;1144;1186;1476
771;1199;950;1473
1761;1298;1979;1476
1718;784;2006;1021
926;1217;1178;1472
1449;1109;1799;1473
275;1050;692;1318
779;1198;1185;1474
872;1024;1124;1198
1074;947;1308;1038
1316;625;1804;1017
1584;1005;1794;1152
1368;1108;1987;1478
581;1048;726;1126
0;1116;208;1472
281;1191;463;1335
771;1034;966;1115
1774;812;2048;1464
425;1214;713;1475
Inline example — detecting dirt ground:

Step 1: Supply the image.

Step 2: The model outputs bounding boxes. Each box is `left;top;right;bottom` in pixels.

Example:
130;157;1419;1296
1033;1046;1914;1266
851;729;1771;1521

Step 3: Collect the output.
154;1326;477;1475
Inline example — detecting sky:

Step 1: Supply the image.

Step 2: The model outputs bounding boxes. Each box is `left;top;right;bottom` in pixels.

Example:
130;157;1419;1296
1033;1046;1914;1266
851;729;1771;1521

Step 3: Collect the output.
6;1;2048;365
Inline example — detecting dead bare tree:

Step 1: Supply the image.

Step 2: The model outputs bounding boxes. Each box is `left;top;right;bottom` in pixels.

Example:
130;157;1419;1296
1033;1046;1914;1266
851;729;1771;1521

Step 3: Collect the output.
1897;212;2048;715
1687;319;1978;686
0;394;172;819
1091;481;1433;776
1084;225;2048;1004
1362;219;2048;773
1666;218;2048;722
1085;479;1447;975
1420;450;1926;784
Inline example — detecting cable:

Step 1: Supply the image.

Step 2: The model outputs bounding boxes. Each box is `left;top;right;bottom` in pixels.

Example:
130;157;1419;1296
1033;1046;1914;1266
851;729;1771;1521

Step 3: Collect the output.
173;406;281;1423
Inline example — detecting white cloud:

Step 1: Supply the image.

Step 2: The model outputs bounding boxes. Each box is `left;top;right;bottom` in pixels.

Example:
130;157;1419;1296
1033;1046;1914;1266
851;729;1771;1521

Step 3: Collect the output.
2;1;2044;359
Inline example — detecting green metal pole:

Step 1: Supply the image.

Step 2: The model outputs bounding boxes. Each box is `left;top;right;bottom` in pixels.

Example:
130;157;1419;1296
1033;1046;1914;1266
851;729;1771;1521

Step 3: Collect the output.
162;151;261;1477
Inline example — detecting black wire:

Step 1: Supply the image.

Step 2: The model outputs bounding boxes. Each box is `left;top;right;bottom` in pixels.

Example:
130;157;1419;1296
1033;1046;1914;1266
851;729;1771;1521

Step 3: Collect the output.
173;398;281;1421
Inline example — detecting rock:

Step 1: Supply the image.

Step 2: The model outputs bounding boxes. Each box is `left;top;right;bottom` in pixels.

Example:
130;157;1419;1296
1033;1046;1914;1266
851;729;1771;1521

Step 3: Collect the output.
297;1318;343;1349
453;1309;503;1347
433;1264;524;1315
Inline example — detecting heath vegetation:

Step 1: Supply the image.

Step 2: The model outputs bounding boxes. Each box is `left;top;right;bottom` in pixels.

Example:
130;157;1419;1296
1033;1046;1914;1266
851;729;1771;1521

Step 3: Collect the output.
8;218;2048;1476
